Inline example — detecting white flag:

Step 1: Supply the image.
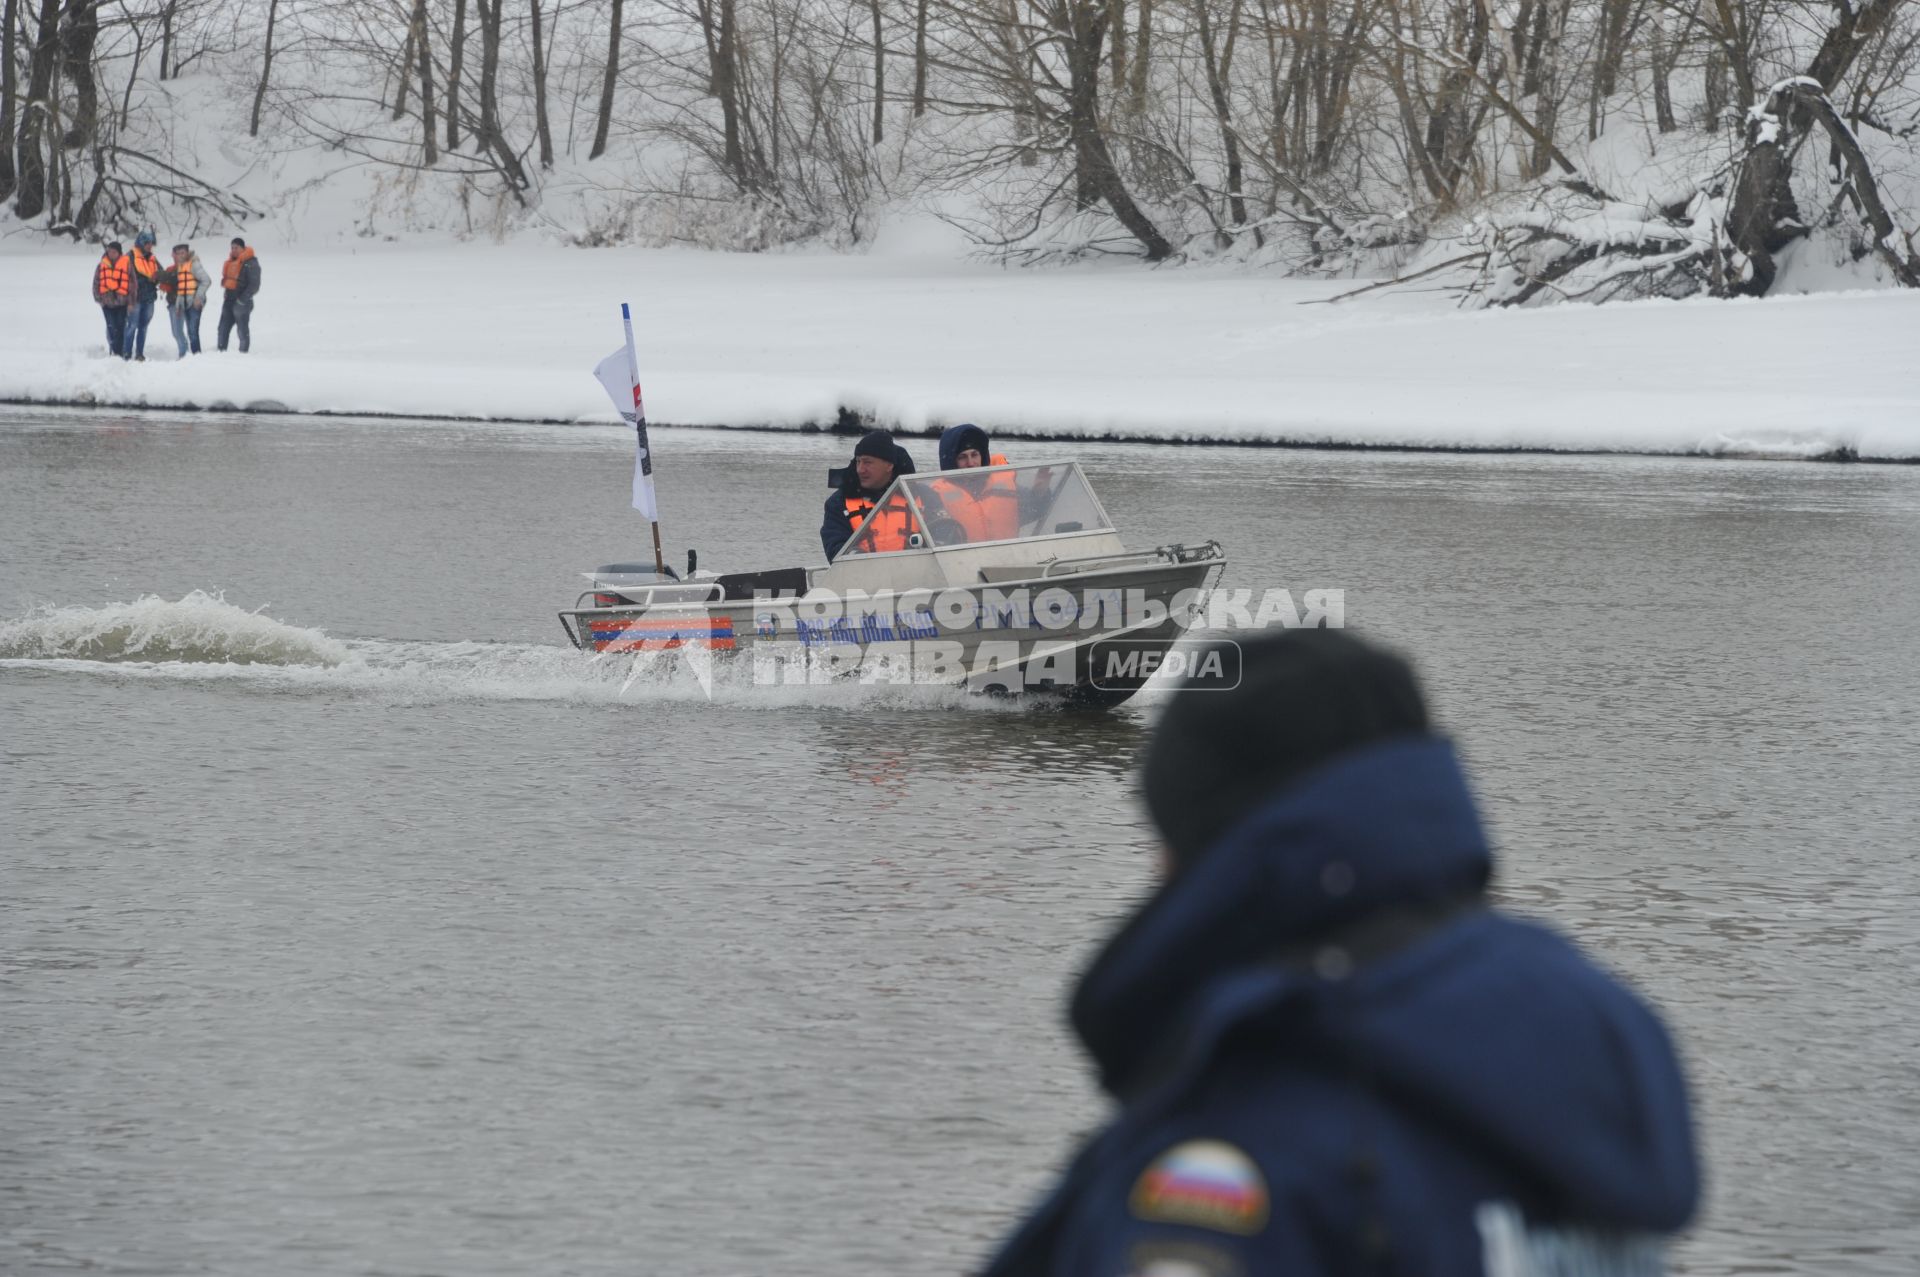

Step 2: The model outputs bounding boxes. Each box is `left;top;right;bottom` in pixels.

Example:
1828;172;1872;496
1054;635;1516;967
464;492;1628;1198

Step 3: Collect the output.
593;345;658;522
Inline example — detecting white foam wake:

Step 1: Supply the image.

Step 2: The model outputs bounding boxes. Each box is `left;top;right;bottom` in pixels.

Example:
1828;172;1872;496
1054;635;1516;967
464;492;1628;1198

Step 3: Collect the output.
0;594;1001;712
0;591;351;666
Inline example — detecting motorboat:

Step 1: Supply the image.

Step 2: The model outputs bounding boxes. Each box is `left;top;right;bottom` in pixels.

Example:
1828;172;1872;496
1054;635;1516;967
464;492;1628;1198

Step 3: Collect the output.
557;460;1226;705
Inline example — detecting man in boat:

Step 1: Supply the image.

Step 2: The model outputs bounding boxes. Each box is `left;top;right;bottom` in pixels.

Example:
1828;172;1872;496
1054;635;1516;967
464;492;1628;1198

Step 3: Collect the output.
940;422;1006;472
981;629;1699;1277
820;429;917;559
926;423;1020;544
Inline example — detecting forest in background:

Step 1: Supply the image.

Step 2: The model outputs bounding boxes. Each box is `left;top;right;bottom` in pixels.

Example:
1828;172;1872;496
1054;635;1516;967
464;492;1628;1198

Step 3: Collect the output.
3;0;1917;304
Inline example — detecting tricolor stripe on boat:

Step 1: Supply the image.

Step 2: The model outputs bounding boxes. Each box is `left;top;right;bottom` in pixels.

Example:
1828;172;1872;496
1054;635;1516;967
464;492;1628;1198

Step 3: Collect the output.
587;615;735;652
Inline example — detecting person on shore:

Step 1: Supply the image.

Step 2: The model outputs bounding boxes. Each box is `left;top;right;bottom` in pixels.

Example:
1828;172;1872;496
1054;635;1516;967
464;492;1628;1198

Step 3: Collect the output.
92;241;131;356
218;237;261;353
982;628;1700;1277
821;429;916;558
158;243;211;357
123;231;163;361
928;423;1018;543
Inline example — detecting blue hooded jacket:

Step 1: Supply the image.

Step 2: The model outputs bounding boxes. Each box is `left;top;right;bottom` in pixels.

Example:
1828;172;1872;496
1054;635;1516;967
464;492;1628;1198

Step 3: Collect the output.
940;423;994;470
982;737;1699;1277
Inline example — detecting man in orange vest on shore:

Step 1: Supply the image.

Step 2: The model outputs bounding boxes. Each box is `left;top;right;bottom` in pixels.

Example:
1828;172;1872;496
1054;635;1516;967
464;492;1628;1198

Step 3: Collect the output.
218;237;261;353
821;429;918;559
91;241;131;356
158;243;211;357
124;231;164;360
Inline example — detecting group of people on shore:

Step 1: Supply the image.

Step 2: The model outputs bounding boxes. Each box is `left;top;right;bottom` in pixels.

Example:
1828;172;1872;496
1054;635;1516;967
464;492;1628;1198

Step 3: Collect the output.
90;234;261;360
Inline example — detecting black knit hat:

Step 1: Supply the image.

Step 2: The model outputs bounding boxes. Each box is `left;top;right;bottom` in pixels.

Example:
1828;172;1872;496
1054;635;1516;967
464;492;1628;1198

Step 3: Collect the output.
1142;628;1430;868
853;429;897;462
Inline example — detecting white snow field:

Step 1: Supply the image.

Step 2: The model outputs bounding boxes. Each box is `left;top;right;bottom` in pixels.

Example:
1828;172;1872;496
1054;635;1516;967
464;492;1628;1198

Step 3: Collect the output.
4;239;1916;459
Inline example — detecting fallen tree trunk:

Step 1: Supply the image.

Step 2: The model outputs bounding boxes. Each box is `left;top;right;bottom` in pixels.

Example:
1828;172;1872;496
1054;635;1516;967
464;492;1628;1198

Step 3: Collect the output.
1726;77;1919;294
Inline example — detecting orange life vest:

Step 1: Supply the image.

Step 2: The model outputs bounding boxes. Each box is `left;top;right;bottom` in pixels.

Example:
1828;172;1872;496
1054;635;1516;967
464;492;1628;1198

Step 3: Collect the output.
130;249;159;282
173;259;198;299
222;247;254;291
931;454;1018;543
95;255;130;297
841;491;914;553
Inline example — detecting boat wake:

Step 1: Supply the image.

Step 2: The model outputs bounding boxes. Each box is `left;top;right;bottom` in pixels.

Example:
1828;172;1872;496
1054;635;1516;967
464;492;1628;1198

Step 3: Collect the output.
0;590;351;666
0;592;1000;711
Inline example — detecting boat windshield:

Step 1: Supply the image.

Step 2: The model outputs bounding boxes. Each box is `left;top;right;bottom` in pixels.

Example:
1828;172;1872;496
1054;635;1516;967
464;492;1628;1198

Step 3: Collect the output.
911;462;1112;548
839;461;1112;557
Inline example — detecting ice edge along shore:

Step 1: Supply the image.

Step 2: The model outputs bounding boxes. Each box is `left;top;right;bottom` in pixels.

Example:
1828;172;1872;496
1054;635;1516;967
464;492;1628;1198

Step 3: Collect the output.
4;395;1910;464
8;246;1919;462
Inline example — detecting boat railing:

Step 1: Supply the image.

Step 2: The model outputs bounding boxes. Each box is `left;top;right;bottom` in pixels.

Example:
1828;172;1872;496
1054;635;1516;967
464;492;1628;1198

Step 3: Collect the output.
1032;540;1225;579
573;580;726;611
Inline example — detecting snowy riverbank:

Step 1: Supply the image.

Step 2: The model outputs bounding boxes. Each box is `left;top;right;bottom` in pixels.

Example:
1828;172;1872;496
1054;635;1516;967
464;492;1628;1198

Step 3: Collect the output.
4;241;1917;459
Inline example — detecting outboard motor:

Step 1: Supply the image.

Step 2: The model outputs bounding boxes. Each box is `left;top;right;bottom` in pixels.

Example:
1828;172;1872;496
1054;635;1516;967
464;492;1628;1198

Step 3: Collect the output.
591;561;678;607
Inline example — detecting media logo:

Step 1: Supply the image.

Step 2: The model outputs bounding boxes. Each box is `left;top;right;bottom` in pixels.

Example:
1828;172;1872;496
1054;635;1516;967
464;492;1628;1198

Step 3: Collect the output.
1090;639;1242;692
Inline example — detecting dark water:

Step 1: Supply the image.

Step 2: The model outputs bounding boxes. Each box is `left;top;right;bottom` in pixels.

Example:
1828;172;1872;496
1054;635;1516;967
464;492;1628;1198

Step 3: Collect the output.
3;407;1918;1275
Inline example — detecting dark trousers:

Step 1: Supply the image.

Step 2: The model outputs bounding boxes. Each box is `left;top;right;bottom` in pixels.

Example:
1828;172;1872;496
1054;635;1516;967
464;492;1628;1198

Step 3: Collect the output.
218;294;253;353
101;304;128;355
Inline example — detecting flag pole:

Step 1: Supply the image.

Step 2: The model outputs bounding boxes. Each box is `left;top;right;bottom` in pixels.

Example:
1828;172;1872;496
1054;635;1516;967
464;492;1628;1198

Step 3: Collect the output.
620;302;666;575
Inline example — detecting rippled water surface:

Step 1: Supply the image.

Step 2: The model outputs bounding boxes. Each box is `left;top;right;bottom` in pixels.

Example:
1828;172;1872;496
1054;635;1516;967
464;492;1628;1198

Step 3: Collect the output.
4;407;1918;1275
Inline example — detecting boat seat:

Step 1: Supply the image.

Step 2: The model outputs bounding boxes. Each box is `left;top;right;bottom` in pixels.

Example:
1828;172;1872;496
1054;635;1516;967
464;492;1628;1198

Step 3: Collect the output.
716;566;810;601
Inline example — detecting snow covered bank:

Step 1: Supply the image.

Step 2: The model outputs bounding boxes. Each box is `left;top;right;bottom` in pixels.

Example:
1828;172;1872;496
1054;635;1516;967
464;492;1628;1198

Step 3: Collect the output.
4;242;1917;459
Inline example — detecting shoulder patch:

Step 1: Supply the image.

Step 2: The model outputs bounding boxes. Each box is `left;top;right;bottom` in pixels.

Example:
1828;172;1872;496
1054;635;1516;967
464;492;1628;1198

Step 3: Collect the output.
1124;1240;1245;1277
1128;1140;1269;1236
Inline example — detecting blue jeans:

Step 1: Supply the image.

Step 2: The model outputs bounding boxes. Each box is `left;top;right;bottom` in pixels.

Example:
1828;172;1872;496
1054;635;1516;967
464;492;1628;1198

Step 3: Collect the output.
170;303;204;356
101;304;128;355
123;298;155;359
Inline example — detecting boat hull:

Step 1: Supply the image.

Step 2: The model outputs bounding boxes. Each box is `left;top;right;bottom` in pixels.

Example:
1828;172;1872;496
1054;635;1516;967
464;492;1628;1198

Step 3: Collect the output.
559;546;1225;705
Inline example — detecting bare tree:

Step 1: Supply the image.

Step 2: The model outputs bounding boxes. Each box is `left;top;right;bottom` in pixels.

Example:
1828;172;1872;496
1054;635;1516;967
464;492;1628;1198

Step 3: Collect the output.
869;0;884;143
411;0;438;164
589;0;621;159
469;0;529;192
715;0;748;184
1193;0;1253;236
393;21;413;119
530;0;553;167
1059;0;1172;254
12;0;62;220
912;0;930;113
58;0;97;148
157;0;178;79
1;0;20;199
249;0;277;138
1127;0;1152;111
448;0;468;149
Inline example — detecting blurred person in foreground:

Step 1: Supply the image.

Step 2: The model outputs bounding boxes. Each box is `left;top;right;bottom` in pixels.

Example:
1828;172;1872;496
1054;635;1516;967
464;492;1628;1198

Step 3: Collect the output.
981;629;1699;1277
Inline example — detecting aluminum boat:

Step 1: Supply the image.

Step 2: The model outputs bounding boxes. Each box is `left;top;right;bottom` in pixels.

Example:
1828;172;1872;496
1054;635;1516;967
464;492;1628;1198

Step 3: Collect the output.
558;460;1226;704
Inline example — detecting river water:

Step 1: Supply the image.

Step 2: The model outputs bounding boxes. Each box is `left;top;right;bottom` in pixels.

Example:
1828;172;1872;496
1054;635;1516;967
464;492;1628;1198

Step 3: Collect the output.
3;407;1917;1276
